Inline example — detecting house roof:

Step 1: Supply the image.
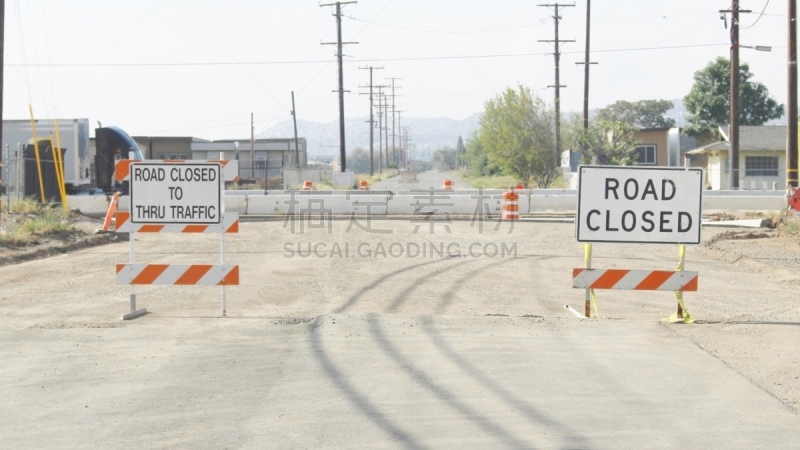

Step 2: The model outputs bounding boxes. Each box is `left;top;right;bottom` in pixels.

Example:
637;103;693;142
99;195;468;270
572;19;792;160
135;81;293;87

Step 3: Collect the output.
686;125;786;154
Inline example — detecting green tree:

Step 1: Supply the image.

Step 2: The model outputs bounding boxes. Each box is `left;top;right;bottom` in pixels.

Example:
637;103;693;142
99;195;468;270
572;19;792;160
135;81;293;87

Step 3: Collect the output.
479;85;559;187
464;130;498;176
596;99;676;128
455;136;465;167
581;120;640;165
561;112;585;151
347;147;371;174
684;56;784;139
432;147;459;171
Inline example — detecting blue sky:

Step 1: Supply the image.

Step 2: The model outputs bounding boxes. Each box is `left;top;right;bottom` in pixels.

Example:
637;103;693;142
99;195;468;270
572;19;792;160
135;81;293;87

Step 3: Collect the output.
3;0;789;140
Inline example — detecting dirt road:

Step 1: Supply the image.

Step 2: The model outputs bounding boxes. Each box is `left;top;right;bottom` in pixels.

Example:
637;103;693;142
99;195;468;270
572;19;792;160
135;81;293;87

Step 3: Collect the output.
1;219;798;448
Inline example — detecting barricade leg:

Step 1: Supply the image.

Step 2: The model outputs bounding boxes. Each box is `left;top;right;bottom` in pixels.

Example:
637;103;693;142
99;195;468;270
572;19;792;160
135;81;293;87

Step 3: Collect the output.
663;244;694;324
122;230;148;320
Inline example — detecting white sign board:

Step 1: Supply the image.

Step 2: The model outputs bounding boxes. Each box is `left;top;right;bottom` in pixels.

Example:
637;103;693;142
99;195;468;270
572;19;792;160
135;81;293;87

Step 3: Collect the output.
130;162;222;224
576;166;703;244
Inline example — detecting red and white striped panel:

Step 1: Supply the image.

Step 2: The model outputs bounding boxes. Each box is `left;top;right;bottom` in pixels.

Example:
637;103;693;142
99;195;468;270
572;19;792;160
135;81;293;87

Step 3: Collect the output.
572;268;698;291
114;160;239;182
116;264;239;285
115;212;239;233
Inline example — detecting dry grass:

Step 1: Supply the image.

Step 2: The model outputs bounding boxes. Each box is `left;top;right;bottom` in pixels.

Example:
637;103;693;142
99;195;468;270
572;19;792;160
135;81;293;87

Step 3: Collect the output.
0;198;72;247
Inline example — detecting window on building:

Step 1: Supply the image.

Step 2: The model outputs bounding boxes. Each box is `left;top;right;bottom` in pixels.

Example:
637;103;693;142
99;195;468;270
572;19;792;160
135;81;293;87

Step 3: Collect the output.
255;158;267;169
744;156;779;177
162;153;188;160
636;145;656;165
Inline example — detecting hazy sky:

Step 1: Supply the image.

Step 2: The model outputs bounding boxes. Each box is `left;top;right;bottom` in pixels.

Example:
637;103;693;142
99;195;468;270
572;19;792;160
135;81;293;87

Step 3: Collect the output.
2;0;790;141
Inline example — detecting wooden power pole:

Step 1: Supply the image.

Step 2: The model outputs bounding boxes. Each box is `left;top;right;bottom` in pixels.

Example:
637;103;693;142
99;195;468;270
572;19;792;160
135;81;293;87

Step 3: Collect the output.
539;3;575;159
321;1;357;172
789;0;798;189
721;1;750;189
575;0;596;162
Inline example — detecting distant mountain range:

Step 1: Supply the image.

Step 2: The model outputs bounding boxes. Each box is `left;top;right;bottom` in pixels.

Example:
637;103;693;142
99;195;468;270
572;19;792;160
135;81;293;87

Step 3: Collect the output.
259;114;481;161
259;98;787;161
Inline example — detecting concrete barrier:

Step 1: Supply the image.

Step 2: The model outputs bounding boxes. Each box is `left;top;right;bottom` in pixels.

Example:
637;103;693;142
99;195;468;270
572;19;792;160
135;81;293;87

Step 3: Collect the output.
66;195;112;216
65;190;792;218
702;195;785;211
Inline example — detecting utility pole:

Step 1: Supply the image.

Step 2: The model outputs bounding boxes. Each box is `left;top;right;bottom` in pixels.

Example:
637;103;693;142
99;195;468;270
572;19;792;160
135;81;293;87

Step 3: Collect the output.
376;86;384;173
575;0;597;162
359;66;384;176
539;3;575;159
383;92;390;168
291;91;300;167
401;127;411;170
0;0;4;223
321;1;357;172
387;77;401;166
250;113;254;178
396;110;404;169
788;0;798;189
721;1;750;189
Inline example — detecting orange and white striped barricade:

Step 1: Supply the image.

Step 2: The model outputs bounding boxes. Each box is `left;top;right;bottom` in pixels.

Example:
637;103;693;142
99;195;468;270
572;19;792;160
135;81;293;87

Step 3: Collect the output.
359;180;369;191
502;190;519;221
302;180;313;190
114;158;239;320
115;211;239;233
572;269;698;292
116;264;239;286
443;179;453;190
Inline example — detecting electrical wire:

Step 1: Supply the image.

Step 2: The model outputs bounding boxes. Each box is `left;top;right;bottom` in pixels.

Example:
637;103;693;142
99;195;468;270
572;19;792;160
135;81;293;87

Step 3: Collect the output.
741;0;770;29
7;43;730;68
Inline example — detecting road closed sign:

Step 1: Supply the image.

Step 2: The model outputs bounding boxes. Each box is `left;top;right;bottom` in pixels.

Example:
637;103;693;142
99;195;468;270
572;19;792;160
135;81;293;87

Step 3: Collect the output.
130;162;222;224
576;166;703;244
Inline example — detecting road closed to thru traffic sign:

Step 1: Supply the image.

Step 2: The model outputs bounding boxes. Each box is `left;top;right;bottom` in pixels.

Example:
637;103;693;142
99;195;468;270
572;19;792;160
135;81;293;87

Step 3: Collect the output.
576;166;703;244
130;162;222;224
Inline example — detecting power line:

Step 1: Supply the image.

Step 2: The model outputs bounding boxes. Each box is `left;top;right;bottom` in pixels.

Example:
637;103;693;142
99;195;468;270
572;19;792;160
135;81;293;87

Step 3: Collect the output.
5;44;732;67
741;0;770;29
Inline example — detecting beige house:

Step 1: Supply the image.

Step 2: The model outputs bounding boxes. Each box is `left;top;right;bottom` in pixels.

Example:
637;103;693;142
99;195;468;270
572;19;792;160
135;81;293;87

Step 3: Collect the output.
633;127;671;166
686;125;786;190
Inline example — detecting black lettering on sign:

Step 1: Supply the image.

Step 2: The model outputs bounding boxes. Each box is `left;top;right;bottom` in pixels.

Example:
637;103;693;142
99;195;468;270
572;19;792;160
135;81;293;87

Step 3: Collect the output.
641;211;655;232
642;179;658;200
587;210;600;231
605;178;619;200
605;212;619;232
133;167;165;182
621;211;636;232
660;211;673;232
678;212;692;232
662;179;676;201
624;179;639;200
